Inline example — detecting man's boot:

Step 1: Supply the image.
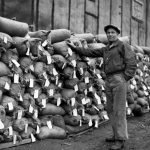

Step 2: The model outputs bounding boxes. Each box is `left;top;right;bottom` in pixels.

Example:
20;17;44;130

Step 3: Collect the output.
109;140;125;150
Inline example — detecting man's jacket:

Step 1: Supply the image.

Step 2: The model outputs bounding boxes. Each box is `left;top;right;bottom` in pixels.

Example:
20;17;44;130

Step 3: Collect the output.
69;39;137;81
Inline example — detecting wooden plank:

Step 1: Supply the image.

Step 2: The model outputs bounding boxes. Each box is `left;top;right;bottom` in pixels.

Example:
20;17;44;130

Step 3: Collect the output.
138;0;146;46
122;0;131;37
111;0;122;32
146;0;150;46
0;139;32;150
86;0;98;17
85;14;97;35
38;0;53;30
70;0;84;33
53;0;69;29
3;0;32;24
131;19;139;45
98;0;111;34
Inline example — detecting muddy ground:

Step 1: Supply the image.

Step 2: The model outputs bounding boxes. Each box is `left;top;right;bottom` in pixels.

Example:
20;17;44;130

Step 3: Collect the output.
6;112;150;150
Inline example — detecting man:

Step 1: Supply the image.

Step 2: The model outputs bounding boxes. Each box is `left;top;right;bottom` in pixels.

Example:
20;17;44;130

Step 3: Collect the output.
67;24;137;150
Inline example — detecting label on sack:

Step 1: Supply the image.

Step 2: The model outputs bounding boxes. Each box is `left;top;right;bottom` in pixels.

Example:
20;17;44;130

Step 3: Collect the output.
42;99;46;108
49;89;54;96
80;68;84;75
13;135;17;145
85;77;89;83
19;94;23;102
29;78;34;88
0;120;4;129
89;86;93;92
42;40;48;47
17;110;23;119
71;97;76;106
58;82;62;88
4;36;7;43
9;126;13;136
94;93;101;104
132;79;136;85
25;124;28;133
38;44;43;51
97;74;102;79
74;84;78;92
36;125;40;134
103;96;107;102
82;108;85;116
88;119;92;127
31;133;36;142
126;107;132;115
79;120;82;126
47;55;52;64
26;47;30;56
71;60;76;67
29;105;34;113
53;68;58;76
73;70;77;78
72;108;78;116
103;113;109;120
29;65;34;72
34;89;39;99
33;109;38;119
43;72;48;79
68;47;73;56
126;101;128;107
55;76;59;85
86;98;91;104
95;120;98;128
14;74;19;83
4;82;10;90
84;89;88;95
130;84;135;90
81;98;86;105
143;85;147;91
62;63;66;69
57;97;61;106
47;120;53;129
44;79;50;87
8;102;13;111
101;85;105;90
11;59;20;68
144;91;149;96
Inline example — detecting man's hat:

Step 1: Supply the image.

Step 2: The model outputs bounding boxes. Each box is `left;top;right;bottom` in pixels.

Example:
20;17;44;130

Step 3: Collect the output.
104;24;120;34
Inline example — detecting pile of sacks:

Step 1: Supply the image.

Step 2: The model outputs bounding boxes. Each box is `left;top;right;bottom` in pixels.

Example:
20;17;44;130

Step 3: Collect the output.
0;16;149;145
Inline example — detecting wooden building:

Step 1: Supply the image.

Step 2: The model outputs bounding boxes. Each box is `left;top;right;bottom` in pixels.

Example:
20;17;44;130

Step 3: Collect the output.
0;0;150;46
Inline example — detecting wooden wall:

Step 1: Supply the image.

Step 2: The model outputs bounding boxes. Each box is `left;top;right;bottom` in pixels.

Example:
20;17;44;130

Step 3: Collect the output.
0;0;150;46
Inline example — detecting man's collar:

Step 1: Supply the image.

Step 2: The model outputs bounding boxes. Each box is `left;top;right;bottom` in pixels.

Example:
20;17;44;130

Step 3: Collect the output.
107;39;120;49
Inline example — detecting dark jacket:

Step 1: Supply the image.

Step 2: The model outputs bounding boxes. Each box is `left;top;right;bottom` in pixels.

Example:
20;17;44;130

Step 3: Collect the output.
69;39;137;81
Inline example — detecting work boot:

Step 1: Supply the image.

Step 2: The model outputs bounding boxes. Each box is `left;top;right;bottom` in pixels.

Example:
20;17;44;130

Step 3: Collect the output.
105;136;115;142
109;140;125;150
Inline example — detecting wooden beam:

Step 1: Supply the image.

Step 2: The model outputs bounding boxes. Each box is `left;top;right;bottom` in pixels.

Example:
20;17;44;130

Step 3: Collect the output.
98;0;111;34
111;0;122;30
131;18;139;45
86;0;98;17
38;0;53;30
146;0;150;46
53;0;69;29
70;0;84;33
138;0;146;46
122;0;131;37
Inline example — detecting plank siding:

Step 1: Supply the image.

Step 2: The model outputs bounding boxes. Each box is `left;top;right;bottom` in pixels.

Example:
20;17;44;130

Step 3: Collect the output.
53;0;69;29
138;0;146;46
38;0;53;30
70;0;84;33
131;19;139;45
111;0;122;32
85;14;97;34
122;0;131;38
86;0;98;17
3;0;32;24
146;0;150;46
98;0;111;34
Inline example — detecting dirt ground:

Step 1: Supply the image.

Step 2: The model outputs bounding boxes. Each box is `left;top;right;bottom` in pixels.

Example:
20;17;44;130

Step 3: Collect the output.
6;112;150;150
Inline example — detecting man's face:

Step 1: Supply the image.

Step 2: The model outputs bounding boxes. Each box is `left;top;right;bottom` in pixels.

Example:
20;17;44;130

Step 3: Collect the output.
106;28;119;42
